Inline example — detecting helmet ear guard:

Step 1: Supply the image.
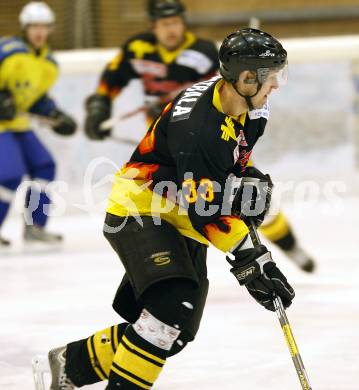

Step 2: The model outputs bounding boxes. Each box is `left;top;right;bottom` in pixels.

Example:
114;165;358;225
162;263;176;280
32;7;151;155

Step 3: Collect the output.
244;78;257;85
242;70;258;85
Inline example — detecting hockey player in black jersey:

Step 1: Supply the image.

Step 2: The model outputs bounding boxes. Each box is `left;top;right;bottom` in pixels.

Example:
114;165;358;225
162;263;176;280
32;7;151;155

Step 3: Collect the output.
84;0;219;140
43;29;295;390
83;0;315;273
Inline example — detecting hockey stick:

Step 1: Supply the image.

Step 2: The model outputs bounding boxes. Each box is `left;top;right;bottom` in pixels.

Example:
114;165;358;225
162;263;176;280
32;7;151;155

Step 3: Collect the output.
29;114;139;146
99;107;145;146
30;113;59;128
99;106;147;131
107;135;138;146
248;219;313;390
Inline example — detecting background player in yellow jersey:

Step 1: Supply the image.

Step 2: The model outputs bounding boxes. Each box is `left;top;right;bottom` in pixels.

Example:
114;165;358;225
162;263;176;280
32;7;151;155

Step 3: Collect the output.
0;2;76;248
84;0;315;272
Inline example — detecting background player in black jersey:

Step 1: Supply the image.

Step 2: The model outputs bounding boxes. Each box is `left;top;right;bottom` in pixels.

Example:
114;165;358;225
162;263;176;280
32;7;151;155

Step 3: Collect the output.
84;0;218;139
83;0;315;273
43;29;295;390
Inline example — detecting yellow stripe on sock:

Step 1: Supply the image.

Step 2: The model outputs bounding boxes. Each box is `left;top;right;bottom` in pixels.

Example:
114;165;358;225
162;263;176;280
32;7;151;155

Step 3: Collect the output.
111;364;152;390
92;326;117;377
122;335;166;365
86;337;106;381
113;342;163;385
259;211;290;242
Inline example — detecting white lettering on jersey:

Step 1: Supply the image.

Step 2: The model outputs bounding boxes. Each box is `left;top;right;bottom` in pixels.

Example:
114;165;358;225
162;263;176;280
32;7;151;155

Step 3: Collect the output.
130;59;167;77
173;105;192;117
171;76;220;121
176;49;213;75
177;91;201;105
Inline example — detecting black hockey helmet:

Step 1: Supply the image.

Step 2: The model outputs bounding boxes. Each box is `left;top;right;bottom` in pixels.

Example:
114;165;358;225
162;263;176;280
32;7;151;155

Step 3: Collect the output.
219;28;287;85
147;0;185;21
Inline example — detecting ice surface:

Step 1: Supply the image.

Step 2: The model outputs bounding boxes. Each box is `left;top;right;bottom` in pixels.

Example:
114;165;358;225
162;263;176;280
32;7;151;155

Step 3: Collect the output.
1;201;358;389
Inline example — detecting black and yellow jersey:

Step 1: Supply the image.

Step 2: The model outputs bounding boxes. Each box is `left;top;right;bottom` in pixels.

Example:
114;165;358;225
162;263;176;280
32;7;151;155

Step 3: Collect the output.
107;76;269;252
96;31;219;109
0;36;59;132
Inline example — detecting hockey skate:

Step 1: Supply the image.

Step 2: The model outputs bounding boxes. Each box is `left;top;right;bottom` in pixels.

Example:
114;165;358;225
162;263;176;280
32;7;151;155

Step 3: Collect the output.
48;346;75;390
286;244;316;273
32;347;75;390
0;234;12;254
24;224;63;246
0;235;10;246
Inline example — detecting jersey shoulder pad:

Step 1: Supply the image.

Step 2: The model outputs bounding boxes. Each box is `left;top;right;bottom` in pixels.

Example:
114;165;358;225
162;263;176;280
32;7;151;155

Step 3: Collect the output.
176;37;219;75
0;36;28;62
191;38;218;60
124;32;157;58
170;75;220;123
124;32;156;46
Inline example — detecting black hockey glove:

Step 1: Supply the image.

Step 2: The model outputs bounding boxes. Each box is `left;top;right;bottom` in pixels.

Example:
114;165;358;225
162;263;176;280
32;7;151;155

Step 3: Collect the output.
227;242;295;311
232;166;273;227
0;89;16;120
85;94;112;140
48;109;77;136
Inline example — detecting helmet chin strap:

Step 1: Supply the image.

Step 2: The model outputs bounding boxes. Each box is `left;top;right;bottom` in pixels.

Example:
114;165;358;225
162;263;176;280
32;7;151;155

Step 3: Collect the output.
231;82;262;111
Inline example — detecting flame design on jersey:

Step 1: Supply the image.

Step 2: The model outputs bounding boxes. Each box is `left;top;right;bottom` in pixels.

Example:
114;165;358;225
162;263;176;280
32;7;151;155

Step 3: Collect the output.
203;216;249;252
121;162;160;180
97;80;121;100
138;102;173;155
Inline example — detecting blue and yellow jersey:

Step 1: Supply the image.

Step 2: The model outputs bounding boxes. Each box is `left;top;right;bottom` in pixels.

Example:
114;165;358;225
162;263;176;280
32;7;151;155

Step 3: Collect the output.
0;36;59;132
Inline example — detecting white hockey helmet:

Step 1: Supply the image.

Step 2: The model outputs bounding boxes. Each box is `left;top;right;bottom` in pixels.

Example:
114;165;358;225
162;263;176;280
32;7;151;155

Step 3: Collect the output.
19;2;55;28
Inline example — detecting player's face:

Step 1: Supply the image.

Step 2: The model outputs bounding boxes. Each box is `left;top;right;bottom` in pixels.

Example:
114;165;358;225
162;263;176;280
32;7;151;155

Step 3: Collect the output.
251;74;280;108
237;70;280;109
152;16;186;50
25;24;52;49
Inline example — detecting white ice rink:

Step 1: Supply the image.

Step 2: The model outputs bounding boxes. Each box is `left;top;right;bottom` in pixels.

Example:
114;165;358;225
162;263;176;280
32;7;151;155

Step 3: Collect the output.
1;200;358;390
0;36;359;389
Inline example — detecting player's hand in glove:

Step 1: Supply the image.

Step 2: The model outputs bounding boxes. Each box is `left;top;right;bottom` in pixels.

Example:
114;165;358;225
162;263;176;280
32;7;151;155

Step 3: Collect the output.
232;166;273;227
0;89;16;120
227;239;295;311
85;94;112;140
48;109;77;136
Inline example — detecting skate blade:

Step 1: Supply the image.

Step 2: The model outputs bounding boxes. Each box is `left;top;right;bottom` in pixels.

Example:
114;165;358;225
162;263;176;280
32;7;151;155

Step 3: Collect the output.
0;245;13;256
23;241;64;254
32;355;49;390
